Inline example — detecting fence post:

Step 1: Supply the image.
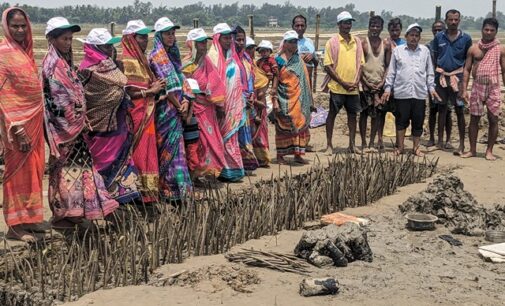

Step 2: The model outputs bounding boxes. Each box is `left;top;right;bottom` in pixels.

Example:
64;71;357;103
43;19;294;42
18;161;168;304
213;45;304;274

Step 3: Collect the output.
109;22;115;36
313;13;321;93
493;0;497;18
193;18;199;28
435;5;442;20
248;15;255;39
369;11;375;17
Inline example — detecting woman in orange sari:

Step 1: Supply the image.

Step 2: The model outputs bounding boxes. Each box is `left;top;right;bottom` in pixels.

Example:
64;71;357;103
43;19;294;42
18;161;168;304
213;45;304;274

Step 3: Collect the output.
0;8;45;242
121;20;166;203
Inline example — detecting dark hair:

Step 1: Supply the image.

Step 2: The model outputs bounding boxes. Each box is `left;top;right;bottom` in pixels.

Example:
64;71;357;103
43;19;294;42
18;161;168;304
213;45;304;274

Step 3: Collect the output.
292;15;307;27
6;8;26;23
388;18;402;30
234;25;245;35
482;17;499;30
46;28;72;39
445;9;461;19
432;20;445;28
369;15;384;28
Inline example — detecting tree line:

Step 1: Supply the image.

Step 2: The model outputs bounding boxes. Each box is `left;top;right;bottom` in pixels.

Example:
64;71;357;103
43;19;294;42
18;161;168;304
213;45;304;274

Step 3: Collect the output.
0;1;502;30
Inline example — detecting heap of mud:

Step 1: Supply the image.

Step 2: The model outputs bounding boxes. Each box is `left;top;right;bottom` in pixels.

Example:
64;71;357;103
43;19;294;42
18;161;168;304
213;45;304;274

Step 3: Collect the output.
400;173;505;235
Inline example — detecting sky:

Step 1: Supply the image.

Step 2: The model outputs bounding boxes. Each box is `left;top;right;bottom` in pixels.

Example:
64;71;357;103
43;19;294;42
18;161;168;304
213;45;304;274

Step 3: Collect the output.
3;0;503;18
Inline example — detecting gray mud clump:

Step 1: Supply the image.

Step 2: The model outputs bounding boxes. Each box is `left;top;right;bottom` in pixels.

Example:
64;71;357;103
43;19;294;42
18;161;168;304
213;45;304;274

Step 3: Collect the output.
294;223;373;267
399;173;505;235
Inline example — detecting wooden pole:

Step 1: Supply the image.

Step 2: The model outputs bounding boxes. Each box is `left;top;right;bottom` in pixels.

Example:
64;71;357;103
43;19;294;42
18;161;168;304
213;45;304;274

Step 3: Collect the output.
435;5;442;20
369;11;375;17
493;0;497;18
109;22;115;36
248;15;255;39
193;18;199;28
312;13;321;93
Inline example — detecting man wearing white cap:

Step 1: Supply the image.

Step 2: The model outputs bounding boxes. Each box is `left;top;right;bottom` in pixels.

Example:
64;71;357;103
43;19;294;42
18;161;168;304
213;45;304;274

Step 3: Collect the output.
382;23;440;157
322;11;364;155
208;22;246;181
121;19;166;202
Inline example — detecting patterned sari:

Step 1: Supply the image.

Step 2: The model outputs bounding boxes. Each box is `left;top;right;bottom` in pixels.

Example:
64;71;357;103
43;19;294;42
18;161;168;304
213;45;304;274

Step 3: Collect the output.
121;34;159;202
0;8;44;226
236;49;259;170
79;44;141;204
182;42;227;178
207;34;245;181
149;33;192;201
43;44;118;220
251;62;270;166
274;53;312;157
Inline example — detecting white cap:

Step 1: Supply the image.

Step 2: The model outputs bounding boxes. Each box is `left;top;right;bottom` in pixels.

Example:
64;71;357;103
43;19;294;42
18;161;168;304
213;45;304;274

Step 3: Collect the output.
186;28;211;42
283;30;298;41
76;28;121;45
245;36;256;48
336;11;355;24
123;20;153;35
213;23;236;35
257;39;273;50
45;16;81;36
406;23;423;34
154;17;180;33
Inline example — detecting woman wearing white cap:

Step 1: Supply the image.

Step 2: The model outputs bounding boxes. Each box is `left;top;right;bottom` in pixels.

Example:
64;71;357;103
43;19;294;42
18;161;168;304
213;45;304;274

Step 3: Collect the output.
0;8;45;242
272;30;313;164
78;28;141;206
121;20;166;203
181;28;228;181
207;23;246;181
148;17;192;201
42;18;119;228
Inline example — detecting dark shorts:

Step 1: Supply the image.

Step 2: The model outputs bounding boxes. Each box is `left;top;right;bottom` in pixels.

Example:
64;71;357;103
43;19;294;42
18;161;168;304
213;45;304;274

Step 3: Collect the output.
394;98;425;137
435;77;463;109
359;91;384;118
329;92;362;115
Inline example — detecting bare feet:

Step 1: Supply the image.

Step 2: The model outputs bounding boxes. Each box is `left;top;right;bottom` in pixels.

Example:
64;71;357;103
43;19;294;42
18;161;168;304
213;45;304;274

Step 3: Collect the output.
426;139;435;147
277;156;289;165
22;222;49;233
294;156;310;165
453;147;464;156
461;151;476;159
368;147;379;153
394;148;404;156
435;141;444;150
6;225;38;243
323;146;334;155
485;150;497;161
444;142;454;150
305;145;315;153
349;147;363;155
414;148;425;157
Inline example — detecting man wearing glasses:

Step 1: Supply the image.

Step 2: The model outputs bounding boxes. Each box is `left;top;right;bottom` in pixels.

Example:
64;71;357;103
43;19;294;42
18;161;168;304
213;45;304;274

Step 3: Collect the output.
322;11;364;154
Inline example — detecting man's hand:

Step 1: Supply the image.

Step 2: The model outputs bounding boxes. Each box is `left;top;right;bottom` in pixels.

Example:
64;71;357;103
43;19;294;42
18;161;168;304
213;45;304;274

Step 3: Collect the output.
431;90;442;103
381;92;391;104
302;53;313;63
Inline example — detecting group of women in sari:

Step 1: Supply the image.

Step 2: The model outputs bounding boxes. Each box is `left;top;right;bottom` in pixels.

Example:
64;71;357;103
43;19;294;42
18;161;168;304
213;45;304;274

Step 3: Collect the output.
0;8;313;242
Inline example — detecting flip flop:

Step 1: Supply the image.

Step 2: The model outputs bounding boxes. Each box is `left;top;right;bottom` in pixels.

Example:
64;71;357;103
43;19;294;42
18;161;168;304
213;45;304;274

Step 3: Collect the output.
439;234;463;246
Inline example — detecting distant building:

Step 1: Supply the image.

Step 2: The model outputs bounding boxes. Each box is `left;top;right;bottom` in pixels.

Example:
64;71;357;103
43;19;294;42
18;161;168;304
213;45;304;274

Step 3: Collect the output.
268;17;278;27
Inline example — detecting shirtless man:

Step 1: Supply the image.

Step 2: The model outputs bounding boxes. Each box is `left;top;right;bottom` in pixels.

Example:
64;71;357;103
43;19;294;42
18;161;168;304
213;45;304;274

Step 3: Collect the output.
461;18;505;160
359;15;391;152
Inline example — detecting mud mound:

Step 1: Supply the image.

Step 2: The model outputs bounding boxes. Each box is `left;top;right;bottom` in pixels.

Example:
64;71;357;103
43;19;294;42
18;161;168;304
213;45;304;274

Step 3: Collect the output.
150;265;260;293
400;174;505;235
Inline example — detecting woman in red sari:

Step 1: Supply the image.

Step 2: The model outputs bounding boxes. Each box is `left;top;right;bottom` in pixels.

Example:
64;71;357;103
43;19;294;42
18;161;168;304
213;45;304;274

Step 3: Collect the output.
0;8;45;242
121;20;166;203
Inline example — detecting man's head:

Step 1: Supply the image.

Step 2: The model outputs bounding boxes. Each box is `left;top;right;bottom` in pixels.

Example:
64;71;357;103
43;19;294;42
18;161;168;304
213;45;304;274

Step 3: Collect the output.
234;25;246;52
337;11;355;35
388;18;402;40
6;9;28;44
431;20;445;37
482;17;499;42
445;9;461;31
405;23;422;49
292;15;307;39
368;15;384;38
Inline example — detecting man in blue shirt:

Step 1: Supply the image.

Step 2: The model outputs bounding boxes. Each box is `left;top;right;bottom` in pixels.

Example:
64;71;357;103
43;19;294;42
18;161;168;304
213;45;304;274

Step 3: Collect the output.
292;15;318;87
433;9;472;155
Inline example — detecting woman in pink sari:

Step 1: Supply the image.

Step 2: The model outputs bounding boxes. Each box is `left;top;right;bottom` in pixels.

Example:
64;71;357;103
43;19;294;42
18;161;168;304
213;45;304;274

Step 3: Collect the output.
182;28;227;180
121;20;166;203
0;8;45;242
207;23;246;181
43;18;118;228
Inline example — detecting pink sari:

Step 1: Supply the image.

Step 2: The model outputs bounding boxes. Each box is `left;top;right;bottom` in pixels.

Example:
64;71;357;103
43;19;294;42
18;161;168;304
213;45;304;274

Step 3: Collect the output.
121;34;159;202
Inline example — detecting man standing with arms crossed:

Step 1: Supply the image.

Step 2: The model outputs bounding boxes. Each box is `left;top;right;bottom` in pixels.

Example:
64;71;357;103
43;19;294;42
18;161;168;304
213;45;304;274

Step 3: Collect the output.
323;11;364;154
433;9;472;155
461;18;505;161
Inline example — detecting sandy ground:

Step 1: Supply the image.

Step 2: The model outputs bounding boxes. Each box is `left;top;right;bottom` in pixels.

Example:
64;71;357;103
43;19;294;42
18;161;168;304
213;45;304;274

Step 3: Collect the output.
2;97;505;305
